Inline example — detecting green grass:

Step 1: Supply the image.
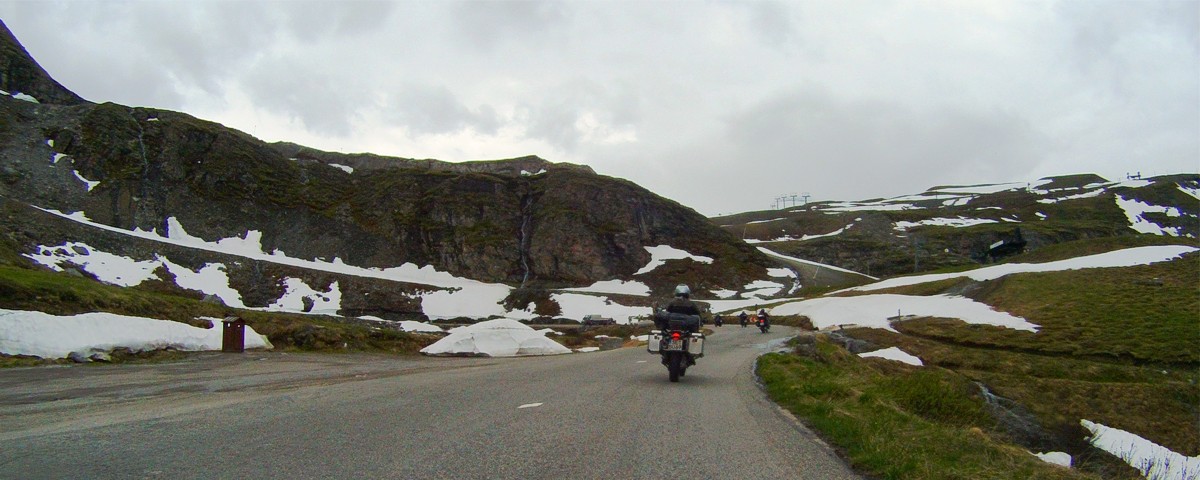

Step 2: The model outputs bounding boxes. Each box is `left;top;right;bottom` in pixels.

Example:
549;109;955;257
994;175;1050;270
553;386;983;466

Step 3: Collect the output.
847;326;1199;456
762;238;1198;477
758;338;1100;479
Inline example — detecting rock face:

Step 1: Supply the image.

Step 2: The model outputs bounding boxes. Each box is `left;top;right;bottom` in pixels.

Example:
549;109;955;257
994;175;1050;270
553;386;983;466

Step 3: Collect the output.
0;22;772;300
0;20;87;106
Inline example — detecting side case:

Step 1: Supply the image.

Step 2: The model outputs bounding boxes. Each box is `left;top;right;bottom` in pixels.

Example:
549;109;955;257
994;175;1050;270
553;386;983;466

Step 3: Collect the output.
689;333;704;358
647;331;663;353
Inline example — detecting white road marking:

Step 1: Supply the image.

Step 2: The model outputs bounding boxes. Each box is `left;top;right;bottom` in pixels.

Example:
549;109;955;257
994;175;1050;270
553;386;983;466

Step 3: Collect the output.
518;403;543;409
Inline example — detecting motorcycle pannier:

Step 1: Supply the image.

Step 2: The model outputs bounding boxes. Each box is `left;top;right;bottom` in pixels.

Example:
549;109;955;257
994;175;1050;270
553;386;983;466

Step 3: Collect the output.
647;331;663;353
689;333;704;357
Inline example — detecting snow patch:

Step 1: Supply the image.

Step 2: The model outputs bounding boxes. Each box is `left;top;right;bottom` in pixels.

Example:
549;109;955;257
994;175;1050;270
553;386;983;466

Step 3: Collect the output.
1082;419;1199;480
561;279;650;297
771;294;1040;332
893;217;998;231
846;245;1198;293
1033;451;1072;468
550;293;649;324
859;347;923;366
0;309;271;359
1115;195;1188;236
72;171;100;191
12;92;39;103
329;163;354;174
420;319;570;357
634;245;713;275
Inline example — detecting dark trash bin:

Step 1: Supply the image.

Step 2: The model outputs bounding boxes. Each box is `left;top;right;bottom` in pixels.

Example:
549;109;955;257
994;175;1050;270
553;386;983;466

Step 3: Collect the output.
222;316;246;353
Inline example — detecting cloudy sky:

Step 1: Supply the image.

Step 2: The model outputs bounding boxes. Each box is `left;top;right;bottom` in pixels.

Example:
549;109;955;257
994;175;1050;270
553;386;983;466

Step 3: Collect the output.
2;1;1196;215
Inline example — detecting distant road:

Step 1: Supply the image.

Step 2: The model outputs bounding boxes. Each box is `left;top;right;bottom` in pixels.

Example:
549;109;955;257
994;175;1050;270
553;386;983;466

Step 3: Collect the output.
760;248;877;289
0;326;860;479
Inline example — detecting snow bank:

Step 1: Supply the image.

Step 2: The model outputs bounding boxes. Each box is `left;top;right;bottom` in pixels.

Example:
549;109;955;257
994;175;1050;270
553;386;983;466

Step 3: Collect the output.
846;245;1198;293
0;309;272;359
561;279;651;296
420;319;570;357
1033;451;1072;468
29;211;516;320
635;245;713;275
1115;195;1188;236
858;347;923;366
893;217;998;231
770;294;1039;332
1082;420;1200;480
396;321;443;333
550;293;650;324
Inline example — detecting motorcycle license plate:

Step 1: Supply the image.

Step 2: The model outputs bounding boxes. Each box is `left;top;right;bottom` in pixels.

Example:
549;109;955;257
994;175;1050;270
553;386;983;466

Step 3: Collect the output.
665;339;684;351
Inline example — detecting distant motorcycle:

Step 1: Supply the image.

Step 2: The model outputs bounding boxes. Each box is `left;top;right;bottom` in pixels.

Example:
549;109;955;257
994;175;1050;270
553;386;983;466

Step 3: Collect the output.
757;319;770;333
649;311;705;382
714;315;723;327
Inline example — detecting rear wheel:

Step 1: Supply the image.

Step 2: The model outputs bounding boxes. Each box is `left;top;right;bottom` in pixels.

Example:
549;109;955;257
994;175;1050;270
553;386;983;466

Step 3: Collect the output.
668;352;683;382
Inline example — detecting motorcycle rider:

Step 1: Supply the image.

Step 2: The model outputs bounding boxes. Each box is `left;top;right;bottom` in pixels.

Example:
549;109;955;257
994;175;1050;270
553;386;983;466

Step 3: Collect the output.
665;284;702;318
756;309;770;330
655;284;703;366
738;310;749;328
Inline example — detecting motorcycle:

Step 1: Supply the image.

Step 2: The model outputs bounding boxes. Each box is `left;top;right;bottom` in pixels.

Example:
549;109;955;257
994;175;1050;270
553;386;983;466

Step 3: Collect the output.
648;312;705;382
757;318;770;333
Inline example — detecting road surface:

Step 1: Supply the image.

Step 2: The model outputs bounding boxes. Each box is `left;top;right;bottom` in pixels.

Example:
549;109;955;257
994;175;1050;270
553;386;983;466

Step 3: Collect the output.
0;325;860;479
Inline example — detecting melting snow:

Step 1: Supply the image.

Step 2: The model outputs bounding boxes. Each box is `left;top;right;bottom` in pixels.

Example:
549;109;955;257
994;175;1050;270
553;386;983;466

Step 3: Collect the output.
72;171;99;191
1115;195;1188;236
12;92;39;103
1036;188;1106;204
770;294;1040;332
845;245;1198;293
893;217;998;231
1033;451;1072;468
561;279;650;296
1179;185;1200;200
859;346;923;366
1082;420;1199;480
550;293;649;324
267;278;341;315
420;319;570;357
0;309;272;359
329;163;354;174
634;245;713;275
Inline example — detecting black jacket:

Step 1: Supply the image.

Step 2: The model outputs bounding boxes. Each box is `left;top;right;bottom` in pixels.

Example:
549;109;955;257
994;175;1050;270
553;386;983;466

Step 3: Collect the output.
666;298;702;316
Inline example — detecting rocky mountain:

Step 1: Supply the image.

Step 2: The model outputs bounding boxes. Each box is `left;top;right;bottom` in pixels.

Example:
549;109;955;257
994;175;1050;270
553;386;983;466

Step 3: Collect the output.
714;172;1199;281
0;21;773;320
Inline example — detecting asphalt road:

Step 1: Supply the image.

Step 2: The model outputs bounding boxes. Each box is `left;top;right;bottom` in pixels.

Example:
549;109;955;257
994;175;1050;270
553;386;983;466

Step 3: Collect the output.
0;325;860;479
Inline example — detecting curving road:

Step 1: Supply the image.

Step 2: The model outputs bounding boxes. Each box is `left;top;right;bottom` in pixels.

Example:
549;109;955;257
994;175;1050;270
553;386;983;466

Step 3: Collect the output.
0;325;860;479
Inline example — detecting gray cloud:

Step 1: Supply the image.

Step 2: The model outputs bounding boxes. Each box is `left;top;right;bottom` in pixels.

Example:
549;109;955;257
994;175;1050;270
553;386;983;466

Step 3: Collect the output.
1;1;1194;216
449;0;570;52
381;83;502;136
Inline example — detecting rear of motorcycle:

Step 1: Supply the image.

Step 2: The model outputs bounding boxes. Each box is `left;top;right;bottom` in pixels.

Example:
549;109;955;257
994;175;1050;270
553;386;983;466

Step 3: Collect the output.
647;328;705;382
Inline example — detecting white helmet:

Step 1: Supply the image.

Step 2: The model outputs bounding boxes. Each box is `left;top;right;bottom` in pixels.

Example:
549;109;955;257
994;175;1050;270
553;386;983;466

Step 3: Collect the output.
674;284;691;298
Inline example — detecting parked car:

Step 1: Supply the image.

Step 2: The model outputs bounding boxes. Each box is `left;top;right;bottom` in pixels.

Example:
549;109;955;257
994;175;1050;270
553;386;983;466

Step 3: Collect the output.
581;314;616;327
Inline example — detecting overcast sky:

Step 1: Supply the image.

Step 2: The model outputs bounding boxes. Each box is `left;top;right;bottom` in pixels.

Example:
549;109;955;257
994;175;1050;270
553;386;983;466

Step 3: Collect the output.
2;1;1196;216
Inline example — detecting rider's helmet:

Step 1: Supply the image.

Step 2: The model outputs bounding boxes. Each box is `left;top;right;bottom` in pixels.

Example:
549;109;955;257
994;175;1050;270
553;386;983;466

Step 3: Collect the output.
674;284;691;298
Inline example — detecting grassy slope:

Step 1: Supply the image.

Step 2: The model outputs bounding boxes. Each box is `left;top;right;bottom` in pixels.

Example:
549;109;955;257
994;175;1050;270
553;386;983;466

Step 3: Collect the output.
0;264;438;366
759;236;1198;479
759;340;1099;480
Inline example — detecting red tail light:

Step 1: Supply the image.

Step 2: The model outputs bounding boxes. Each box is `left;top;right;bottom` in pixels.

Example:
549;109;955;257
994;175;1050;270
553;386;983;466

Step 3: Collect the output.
671;332;681;340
